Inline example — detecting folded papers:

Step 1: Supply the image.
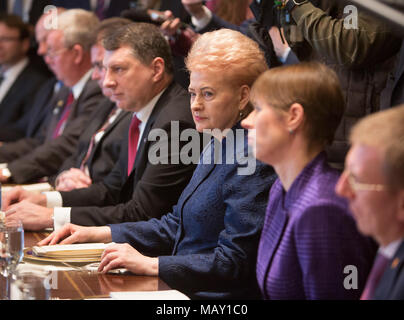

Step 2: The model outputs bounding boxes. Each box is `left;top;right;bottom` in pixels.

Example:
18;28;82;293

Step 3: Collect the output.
32;243;112;259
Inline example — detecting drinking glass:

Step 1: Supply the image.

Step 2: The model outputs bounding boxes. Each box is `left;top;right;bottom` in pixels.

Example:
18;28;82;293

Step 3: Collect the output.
0;220;24;278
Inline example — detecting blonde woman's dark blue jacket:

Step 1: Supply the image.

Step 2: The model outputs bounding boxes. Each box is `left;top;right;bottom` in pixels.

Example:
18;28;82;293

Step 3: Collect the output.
109;123;276;299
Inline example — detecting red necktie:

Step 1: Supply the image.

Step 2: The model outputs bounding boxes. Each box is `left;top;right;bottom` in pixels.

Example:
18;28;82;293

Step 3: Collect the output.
360;253;390;300
127;115;141;176
52;91;74;139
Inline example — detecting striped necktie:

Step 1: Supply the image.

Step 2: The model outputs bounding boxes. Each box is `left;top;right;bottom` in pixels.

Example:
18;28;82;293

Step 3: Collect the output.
80;106;119;173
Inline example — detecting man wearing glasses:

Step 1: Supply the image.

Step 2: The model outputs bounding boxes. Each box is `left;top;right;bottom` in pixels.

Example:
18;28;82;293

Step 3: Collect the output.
336;104;404;300
0;13;48;142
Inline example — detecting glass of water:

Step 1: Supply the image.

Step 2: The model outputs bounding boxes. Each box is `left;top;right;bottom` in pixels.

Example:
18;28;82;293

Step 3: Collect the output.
0;220;24;278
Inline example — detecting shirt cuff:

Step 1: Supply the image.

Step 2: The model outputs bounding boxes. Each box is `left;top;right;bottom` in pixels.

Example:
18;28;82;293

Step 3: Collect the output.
280;47;292;63
1;168;11;178
43;191;63;208
191;5;213;31
53;207;71;231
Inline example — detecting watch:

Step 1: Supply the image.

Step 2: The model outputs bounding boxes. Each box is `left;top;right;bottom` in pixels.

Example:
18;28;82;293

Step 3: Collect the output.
285;0;309;12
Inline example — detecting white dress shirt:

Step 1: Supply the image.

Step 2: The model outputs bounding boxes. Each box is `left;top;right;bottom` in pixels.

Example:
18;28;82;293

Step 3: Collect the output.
48;88;165;230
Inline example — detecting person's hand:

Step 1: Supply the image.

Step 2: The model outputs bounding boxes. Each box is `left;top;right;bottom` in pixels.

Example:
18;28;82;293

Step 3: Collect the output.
0;171;10;183
2;187;47;210
269;26;290;59
98;243;159;276
37;223;112;246
181;0;206;20
160;11;182;37
55;168;92;192
5;200;53;231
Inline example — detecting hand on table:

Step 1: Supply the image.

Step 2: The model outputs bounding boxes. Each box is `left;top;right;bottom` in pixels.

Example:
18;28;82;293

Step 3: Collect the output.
2;186;47;210
55;168;92;192
5;200;53;231
98;243;159;276
37;223;112;246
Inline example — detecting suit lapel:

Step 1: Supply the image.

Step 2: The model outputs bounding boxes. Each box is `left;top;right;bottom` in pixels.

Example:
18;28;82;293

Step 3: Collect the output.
88;106;128;164
374;241;404;299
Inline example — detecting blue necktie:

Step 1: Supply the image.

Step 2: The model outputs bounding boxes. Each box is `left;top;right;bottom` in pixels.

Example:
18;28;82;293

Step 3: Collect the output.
12;0;24;18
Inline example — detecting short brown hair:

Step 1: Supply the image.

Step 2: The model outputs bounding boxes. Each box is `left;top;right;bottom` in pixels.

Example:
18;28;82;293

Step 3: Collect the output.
0;13;30;40
103;22;174;75
350;104;404;190
91;17;132;46
251;62;345;149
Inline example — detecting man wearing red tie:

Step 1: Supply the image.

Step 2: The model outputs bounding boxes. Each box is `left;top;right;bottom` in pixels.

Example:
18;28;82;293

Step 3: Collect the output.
336;105;404;300
0;9;104;184
4;22;198;232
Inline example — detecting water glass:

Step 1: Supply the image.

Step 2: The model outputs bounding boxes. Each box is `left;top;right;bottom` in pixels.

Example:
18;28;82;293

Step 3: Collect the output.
0;220;24;278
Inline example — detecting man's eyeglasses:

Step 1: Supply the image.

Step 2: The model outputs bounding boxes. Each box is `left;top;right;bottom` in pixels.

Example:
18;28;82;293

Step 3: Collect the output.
45;47;69;59
346;171;386;192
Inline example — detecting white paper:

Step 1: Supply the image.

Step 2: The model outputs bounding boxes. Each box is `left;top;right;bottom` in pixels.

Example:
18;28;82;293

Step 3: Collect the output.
110;290;190;300
32;243;112;256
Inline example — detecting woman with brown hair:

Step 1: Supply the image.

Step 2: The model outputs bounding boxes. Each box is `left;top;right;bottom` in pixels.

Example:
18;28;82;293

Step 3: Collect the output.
242;62;377;299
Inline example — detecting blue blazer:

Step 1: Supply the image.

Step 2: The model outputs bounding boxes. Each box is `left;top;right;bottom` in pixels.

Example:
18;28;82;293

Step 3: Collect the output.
110;124;277;299
374;241;404;300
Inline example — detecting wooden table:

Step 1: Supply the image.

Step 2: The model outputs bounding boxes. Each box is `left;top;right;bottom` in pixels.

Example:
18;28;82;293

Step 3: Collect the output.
14;231;171;300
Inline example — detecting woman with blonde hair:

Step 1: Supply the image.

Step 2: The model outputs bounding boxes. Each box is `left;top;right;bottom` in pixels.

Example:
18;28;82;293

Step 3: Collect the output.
242;62;377;299
38;29;276;299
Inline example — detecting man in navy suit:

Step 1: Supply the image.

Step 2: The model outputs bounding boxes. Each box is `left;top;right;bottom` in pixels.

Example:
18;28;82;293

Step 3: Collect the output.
336;105;404;300
0;14;49;141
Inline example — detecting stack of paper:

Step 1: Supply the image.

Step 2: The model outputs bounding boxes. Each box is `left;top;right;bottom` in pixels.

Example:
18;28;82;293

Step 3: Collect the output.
110;290;190;300
32;243;111;259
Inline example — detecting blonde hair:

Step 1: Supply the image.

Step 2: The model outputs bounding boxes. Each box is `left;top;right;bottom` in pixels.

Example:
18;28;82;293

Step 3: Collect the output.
350;104;404;190
185;28;268;89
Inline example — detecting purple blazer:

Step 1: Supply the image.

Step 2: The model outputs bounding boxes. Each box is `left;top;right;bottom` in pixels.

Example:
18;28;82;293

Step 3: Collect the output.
256;152;377;300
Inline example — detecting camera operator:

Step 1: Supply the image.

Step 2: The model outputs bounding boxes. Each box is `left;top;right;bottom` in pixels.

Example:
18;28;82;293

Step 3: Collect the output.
260;0;401;168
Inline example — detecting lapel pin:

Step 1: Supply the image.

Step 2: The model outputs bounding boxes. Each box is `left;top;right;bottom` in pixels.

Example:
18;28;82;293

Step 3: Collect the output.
391;258;400;269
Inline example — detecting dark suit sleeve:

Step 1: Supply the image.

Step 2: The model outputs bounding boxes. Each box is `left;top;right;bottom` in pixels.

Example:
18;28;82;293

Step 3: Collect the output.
65;119;197;226
7;81;104;183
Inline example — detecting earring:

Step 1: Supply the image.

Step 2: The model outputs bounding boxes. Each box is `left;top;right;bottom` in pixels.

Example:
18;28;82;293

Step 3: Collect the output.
288;128;294;134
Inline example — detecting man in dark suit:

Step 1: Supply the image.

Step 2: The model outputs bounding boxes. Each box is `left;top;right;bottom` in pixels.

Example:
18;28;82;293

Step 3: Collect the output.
336;105;404;300
51;0;135;19
52;18;133;191
4;22;198;232
0;14;49;141
0;9;105;184
0;9;65;162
